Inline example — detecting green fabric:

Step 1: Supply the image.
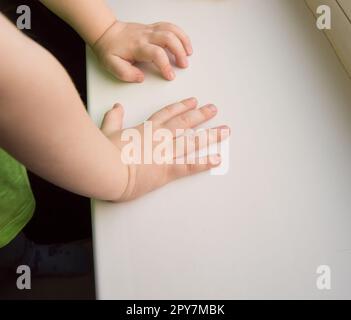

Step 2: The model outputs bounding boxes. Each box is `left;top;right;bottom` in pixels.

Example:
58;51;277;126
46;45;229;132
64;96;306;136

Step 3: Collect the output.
0;149;35;248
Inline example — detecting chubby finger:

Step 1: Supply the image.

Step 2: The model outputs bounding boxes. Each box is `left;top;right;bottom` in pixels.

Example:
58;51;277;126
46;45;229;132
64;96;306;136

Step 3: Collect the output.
164;104;218;135
136;44;175;81
153;22;193;56
101;103;125;135
150;31;188;68
173;126;231;158
148;97;198;125
168;154;222;181
105;55;144;83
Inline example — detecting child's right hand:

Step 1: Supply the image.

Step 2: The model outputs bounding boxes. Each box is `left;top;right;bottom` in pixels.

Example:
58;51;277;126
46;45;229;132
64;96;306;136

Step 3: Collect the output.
93;21;193;83
100;98;230;202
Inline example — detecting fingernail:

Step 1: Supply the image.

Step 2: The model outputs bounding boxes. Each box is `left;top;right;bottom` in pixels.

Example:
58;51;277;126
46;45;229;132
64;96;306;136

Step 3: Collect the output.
113;104;120;109
168;69;176;80
187;45;193;56
218;125;231;136
181;58;189;68
210;154;221;165
136;74;144;83
208;104;217;113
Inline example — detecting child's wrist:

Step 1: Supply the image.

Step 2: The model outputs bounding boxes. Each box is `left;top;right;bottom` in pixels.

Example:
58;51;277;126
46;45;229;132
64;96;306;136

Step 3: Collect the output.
91;20;126;50
85;16;118;48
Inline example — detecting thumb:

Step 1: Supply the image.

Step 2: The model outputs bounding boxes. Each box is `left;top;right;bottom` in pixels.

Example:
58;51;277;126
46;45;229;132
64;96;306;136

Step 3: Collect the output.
105;55;144;83
101;103;124;135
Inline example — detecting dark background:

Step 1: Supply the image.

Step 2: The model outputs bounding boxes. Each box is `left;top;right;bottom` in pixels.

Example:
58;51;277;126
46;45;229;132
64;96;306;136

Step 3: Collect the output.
0;0;95;299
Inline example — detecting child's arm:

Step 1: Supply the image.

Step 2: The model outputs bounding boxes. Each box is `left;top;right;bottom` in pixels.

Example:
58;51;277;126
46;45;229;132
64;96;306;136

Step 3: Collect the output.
0;15;127;201
39;0;116;48
40;0;193;82
0;15;228;202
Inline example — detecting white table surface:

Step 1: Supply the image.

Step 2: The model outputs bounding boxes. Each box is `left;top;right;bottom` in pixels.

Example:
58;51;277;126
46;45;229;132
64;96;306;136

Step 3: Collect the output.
87;0;351;299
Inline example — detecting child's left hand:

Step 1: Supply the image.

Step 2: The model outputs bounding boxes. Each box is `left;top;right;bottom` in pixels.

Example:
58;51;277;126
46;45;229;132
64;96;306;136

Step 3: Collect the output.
92;21;193;83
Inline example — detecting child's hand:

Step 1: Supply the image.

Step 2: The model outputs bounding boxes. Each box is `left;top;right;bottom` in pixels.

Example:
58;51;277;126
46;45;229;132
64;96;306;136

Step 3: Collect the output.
93;21;193;83
100;98;230;202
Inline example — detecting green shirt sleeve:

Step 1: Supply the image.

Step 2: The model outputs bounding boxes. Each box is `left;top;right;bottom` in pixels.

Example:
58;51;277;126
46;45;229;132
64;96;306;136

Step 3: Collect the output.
0;149;35;248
